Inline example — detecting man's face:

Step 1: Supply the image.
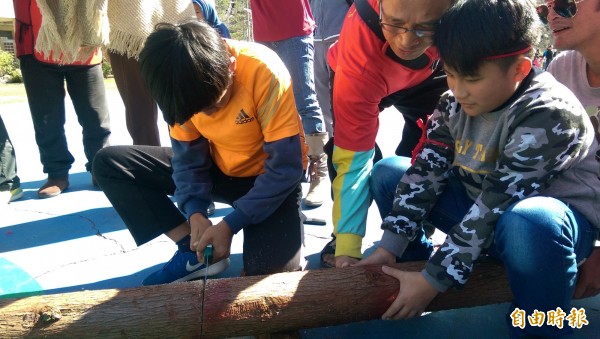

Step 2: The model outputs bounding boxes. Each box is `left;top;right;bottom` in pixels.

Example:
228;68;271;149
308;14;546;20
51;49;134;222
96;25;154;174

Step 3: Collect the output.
546;0;600;51
380;0;452;60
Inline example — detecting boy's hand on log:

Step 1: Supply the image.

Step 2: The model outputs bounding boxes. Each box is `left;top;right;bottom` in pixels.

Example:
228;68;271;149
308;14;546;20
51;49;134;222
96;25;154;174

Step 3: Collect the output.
354;247;396;266
194;220;233;264
380;268;438;320
574;247;600;299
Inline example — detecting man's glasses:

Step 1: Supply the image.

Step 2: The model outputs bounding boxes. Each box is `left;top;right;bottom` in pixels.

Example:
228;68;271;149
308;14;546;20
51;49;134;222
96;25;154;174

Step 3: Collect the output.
537;0;585;24
378;0;435;39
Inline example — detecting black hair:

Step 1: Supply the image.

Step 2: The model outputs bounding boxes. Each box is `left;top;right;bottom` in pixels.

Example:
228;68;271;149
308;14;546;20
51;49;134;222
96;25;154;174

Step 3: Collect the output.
139;20;231;125
434;0;541;76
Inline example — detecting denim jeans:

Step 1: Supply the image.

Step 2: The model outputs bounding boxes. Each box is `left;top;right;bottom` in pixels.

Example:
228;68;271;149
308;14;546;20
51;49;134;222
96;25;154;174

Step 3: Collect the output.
370;156;597;337
0;115;20;191
259;34;325;135
314;38;336;137
20;55;111;176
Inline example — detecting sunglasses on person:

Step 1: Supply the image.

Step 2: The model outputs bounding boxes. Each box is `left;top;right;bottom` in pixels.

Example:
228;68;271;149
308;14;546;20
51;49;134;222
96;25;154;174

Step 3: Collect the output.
537;0;585;24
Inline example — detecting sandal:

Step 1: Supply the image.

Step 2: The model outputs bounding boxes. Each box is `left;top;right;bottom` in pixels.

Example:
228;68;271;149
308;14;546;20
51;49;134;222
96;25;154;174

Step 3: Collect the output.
319;235;336;268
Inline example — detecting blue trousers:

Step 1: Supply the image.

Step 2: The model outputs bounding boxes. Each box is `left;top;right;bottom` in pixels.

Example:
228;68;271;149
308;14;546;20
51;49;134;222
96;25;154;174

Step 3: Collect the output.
259;34;325;135
370;156;597;337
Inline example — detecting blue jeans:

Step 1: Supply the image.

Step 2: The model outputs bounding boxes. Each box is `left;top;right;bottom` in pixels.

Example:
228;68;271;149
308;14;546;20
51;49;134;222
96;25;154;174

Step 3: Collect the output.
370;156;597;337
259;34;325;134
314;38;335;137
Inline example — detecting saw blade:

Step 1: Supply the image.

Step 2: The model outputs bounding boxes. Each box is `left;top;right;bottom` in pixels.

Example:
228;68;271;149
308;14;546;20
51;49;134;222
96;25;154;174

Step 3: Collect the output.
200;244;213;335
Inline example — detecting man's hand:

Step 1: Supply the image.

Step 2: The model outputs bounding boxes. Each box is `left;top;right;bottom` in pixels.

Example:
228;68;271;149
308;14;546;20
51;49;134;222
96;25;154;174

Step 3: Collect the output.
189;212;212;252
354;247;396;266
194;219;233;264
574;247;600;299
381;267;439;320
335;255;359;268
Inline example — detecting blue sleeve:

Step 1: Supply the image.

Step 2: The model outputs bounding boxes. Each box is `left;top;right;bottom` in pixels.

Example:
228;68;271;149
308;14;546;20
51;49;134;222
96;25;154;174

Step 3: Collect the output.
331;145;374;259
171;137;213;219
224;135;304;233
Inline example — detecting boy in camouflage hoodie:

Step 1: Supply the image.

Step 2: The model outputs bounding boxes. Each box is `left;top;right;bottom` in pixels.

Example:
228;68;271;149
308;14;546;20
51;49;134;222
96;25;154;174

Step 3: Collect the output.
358;0;600;337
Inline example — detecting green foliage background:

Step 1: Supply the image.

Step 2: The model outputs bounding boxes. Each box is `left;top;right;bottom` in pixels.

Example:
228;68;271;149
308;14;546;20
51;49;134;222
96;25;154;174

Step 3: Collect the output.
215;0;252;41
0;50;18;77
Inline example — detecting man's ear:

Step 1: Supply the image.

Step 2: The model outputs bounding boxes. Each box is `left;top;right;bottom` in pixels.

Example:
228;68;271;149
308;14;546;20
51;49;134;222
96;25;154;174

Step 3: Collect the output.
513;56;532;82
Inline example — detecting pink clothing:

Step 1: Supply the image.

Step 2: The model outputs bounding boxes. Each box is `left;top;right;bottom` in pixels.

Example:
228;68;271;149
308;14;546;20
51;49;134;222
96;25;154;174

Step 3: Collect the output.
250;0;315;42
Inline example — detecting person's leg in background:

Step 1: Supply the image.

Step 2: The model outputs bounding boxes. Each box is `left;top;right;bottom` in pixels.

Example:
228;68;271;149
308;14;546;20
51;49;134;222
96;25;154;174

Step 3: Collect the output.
109;51;161;146
0;115;23;203
64;63;111;181
314;38;335;138
492;197;596;337
20;55;73;198
263;35;329;207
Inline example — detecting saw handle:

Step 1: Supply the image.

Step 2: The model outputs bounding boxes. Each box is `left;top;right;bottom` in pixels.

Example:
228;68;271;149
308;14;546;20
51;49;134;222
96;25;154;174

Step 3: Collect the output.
203;244;213;265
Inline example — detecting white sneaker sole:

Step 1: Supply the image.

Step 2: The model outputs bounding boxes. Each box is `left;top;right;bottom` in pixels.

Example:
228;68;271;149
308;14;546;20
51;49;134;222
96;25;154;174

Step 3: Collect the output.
10;190;24;202
174;258;231;283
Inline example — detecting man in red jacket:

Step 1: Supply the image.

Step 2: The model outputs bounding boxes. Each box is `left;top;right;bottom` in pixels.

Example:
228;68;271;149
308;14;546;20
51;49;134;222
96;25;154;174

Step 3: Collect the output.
323;0;454;268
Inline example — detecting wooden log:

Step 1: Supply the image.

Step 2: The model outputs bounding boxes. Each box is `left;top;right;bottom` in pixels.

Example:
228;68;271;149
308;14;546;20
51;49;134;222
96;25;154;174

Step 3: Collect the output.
0;261;512;338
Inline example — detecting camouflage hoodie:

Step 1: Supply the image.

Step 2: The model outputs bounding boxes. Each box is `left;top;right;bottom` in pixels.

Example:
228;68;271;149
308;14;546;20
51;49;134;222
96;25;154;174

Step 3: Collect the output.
380;70;600;291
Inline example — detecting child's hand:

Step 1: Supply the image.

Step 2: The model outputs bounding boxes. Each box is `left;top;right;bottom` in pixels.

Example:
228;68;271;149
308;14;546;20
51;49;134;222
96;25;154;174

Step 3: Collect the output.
189;212;212;252
574;247;600;299
380;268;439;320
354;247;396;266
194;220;233;264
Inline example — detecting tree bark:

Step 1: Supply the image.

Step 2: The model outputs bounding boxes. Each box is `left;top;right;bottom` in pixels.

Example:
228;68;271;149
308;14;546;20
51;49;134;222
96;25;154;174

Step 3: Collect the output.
0;261;511;338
